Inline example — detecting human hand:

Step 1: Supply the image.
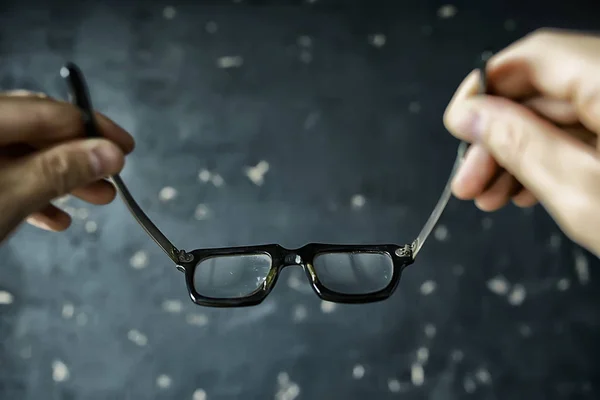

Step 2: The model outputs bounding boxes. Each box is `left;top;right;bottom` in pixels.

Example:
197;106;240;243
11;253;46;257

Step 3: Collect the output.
443;29;600;256
0;91;134;243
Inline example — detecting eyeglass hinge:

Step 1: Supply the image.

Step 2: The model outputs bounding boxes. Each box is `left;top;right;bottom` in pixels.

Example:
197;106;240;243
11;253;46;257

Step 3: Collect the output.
175;249;194;263
395;244;413;259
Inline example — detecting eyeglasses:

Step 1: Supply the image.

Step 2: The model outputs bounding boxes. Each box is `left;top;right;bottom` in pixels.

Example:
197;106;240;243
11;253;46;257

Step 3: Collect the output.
60;61;486;307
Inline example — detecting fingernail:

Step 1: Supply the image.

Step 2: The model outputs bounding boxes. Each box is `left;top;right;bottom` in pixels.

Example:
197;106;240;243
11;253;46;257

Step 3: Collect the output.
452;105;485;142
85;140;121;177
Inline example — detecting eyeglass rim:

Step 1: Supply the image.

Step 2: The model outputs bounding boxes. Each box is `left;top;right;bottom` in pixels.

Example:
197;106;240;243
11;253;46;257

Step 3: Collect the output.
184;243;411;307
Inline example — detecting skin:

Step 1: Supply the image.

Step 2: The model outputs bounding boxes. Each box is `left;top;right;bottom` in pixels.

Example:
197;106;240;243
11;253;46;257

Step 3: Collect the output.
444;28;600;257
0;91;134;242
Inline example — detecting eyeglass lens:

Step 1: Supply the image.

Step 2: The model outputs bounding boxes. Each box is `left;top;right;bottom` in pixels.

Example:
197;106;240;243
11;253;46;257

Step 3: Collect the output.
312;252;394;294
193;253;273;299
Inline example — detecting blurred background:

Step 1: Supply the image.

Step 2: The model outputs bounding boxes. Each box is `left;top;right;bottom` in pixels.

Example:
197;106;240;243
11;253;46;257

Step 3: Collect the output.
1;0;600;399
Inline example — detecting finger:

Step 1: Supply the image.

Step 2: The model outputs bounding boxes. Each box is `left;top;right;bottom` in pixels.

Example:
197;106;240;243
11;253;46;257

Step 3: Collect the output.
26;204;72;231
446;94;600;220
524;97;579;125
444;70;481;142
2;90;48;98
0;138;125;222
512;188;538;208
0;96;135;153
70;179;117;205
474;172;520;211
487;29;600;133
451;144;499;199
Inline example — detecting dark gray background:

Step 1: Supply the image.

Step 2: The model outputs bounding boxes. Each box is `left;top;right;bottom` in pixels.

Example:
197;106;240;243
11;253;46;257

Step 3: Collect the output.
1;0;600;399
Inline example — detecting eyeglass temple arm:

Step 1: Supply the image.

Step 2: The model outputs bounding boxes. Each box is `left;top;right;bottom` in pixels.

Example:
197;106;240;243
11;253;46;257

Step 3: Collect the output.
410;62;488;259
410;142;467;257
60;62;184;265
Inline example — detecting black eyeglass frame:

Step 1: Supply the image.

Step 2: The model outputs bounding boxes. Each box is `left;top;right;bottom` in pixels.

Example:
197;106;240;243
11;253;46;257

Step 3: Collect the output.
60;60;486;307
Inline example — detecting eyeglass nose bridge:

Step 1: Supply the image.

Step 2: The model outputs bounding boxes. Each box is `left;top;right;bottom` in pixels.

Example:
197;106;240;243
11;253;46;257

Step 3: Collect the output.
282;253;304;266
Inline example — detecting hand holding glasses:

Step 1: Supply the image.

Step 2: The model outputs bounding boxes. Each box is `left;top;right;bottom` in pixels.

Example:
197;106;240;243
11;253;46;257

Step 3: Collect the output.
60;60;487;307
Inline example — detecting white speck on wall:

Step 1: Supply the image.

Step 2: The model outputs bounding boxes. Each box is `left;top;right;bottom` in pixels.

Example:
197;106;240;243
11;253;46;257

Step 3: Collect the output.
411;363;425;386
127;329;148;346
52;360;70;382
156;374;172;389
424;323;436;338
451;349;464;362
159;186;178;202
481;217;493;230
84;220;97;233
408;101;421;113
416;347;429;363
463;376;476;393
481;51;494;62
211;174;225;187
277;372;289;386
369;33;386;48
574;250;590;285
518;324;532;337
244;161;270;186
475;367;491;384
292;305;307;322
20;346;32;359
299;50;313;64
194;204;212;220
130;250;149;269
162;300;183;313
387;379;402;393
351;194;366;210
320;300;336;313
275;372;300;400
420;280;437;295
434;225;448;241
217;56;244;68
297;35;312;47
557;278;570;291
198;169;212;183
75;312;88;326
193;389;207;400
0;290;14;305
549;233;561;249
205;21;218;34
163;6;176;19
304;111;320;130
507;284;526;306
186;313;209;327
75;208;89;220
452;264;465;276
437;4;457;18
62;303;74;319
504;19;517;31
287;274;302;289
486;275;510;295
352;364;365;379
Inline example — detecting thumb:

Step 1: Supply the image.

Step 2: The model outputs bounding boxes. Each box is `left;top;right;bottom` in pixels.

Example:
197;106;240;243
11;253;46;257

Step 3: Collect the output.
2;138;125;218
446;95;600;221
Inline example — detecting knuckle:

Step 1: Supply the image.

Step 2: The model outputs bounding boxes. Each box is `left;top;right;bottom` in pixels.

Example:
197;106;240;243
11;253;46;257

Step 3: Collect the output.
37;151;75;198
486;115;529;173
